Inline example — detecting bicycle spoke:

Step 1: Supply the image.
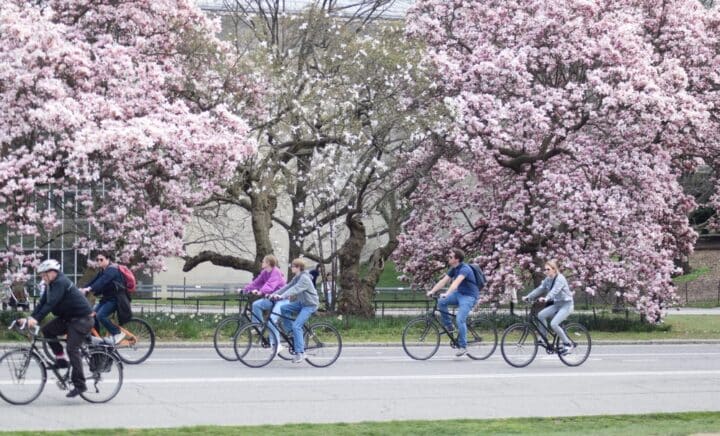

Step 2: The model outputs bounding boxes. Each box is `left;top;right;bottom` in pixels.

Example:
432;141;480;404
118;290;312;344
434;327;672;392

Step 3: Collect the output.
402;317;440;360
0;349;46;405
304;323;342;368
501;323;539;368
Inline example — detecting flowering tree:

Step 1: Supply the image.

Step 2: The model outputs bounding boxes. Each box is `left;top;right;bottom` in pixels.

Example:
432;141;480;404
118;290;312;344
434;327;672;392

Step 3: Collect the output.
395;0;720;321
0;0;257;282
182;1;447;315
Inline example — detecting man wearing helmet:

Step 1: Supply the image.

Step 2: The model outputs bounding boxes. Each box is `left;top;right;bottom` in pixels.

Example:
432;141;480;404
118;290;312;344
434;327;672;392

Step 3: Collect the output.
21;259;94;398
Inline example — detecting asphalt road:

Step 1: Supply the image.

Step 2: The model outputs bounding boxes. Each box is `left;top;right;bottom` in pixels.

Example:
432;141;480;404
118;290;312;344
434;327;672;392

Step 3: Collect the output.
1;344;719;431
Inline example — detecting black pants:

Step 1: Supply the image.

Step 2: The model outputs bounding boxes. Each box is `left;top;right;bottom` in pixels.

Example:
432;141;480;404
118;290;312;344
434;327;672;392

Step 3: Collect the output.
42;316;94;389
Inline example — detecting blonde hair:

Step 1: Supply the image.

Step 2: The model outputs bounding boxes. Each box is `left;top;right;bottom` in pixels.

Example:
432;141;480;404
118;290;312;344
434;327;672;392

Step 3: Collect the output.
291;258;306;271
545;259;560;273
263;255;278;268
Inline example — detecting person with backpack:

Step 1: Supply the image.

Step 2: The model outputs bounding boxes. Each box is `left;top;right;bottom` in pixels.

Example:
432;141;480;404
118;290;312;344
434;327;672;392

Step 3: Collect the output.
80;251;129;344
426;248;480;357
522;259;575;354
20;259;94;398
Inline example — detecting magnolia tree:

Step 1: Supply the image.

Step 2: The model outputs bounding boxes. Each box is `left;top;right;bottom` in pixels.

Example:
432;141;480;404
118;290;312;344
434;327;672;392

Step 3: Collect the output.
395;0;720;321
0;0;257;282
182;1;447;315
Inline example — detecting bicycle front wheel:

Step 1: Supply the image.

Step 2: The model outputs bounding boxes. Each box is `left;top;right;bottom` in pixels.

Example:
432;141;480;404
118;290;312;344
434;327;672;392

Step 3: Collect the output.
233;322;277;368
402;317;440;360
116;318;155;364
558;323;592;367
304;322;342;368
501;323;539;368
80;349;123;403
0;349;47;405
466;317;498;360
213;315;250;361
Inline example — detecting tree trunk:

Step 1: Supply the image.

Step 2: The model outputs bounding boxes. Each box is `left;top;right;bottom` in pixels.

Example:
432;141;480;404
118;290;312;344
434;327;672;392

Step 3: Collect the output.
337;214;374;316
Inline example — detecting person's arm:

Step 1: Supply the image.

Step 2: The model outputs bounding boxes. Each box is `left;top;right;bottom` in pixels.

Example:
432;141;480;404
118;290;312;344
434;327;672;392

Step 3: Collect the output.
243;270;268;293
86;268;119;294
427;275;451;297
30;282;64;323
441;274;467;298
281;274;313;299
259;269;286;295
524;279;548;301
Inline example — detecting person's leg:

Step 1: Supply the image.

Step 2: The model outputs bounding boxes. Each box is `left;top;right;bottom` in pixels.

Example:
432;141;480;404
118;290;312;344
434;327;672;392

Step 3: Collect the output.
438;293;459;330
93;301;105;333
268;299;289;345
455;295;477;348
251;298;271;324
280;301;303;352
66;315;94;395
96;299;120;336
42;317;68;359
550;302;574;344
537;304;559;338
291;306;317;354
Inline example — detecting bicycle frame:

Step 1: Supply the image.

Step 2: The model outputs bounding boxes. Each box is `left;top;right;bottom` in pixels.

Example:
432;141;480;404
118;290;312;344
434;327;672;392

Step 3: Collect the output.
525;305;563;353
422;298;465;348
257;301;313;354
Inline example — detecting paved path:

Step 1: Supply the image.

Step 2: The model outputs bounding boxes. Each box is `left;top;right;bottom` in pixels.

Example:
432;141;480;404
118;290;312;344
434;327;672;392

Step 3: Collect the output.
1;344;719;431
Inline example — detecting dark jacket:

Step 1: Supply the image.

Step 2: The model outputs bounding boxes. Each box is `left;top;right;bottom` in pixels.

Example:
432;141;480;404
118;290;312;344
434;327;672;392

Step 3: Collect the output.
31;273;92;322
86;264;125;301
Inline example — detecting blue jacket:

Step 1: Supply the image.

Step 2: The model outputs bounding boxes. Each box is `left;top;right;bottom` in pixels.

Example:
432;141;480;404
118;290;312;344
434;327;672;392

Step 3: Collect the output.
86;264;125;301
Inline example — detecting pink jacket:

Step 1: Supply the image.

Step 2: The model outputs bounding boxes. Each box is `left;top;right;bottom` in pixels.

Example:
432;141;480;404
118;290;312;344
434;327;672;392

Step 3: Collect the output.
243;267;286;295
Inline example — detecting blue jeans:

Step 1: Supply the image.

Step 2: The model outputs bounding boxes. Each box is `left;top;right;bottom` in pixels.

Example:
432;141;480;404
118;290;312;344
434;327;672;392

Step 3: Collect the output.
438;293;478;348
280;301;317;354
94;299;120;336
252;298;289;345
538;301;573;344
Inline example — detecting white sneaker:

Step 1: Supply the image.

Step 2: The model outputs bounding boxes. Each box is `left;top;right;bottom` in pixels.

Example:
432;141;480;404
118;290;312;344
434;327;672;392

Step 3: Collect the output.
275;344;285;356
292;353;305;364
113;332;126;344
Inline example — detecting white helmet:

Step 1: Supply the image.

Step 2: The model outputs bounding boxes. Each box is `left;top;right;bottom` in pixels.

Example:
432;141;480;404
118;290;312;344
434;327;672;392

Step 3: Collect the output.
37;259;61;273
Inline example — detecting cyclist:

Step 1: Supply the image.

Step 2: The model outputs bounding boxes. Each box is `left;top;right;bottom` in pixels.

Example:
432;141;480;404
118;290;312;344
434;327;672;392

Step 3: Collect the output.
522;259;575;354
20;259;94;398
242;255;287;351
426;247;479;357
274;258;320;363
80;251;128;344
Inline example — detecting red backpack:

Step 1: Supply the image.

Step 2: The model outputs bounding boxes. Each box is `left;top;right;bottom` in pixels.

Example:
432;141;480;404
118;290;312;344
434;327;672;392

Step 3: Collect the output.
117;265;137;294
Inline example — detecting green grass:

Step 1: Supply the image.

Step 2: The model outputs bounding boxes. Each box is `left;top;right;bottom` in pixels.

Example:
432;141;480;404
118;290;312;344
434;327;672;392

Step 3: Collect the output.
672;266;711;284
2;412;720;435
2;310;720;343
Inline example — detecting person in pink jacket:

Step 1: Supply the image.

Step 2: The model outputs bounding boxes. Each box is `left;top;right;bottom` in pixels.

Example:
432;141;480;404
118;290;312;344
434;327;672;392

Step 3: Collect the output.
241;255;287;349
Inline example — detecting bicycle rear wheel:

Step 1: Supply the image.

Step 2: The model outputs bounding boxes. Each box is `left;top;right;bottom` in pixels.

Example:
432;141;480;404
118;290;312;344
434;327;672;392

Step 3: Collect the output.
213;315;250;361
402;317;440;360
80;349;123;403
558;323;591;367
501;323;539;368
304;322;342;368
0;349;46;405
466;317;498;360
116;318;155;364
233;322;277;368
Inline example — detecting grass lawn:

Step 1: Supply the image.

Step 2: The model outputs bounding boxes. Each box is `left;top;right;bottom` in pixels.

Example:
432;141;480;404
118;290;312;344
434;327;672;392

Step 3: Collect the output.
2;412;720;435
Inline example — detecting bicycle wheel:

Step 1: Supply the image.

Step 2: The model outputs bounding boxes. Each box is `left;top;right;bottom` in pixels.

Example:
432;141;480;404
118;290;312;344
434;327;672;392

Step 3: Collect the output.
466;317;498;360
558;322;592;367
79;349;123;403
402;317;440;360
304;322;342;368
233;322;277;368
213;315;250;361
115;318;155;364
0;349;47;405
501;323;539;368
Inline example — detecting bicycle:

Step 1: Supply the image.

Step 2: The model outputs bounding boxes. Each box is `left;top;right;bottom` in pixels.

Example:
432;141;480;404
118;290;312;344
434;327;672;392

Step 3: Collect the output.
500;300;591;368
401;296;498;360
213;296;258;361
43;316;155;365
0;321;123;405
232;298;342;368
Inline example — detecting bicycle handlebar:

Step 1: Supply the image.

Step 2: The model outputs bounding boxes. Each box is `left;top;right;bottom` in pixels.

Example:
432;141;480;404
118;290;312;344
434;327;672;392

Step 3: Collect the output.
8;319;40;336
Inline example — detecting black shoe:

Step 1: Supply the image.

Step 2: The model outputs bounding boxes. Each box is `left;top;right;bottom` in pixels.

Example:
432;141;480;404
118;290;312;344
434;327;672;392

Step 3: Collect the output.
66;386;87;398
47;359;69;370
